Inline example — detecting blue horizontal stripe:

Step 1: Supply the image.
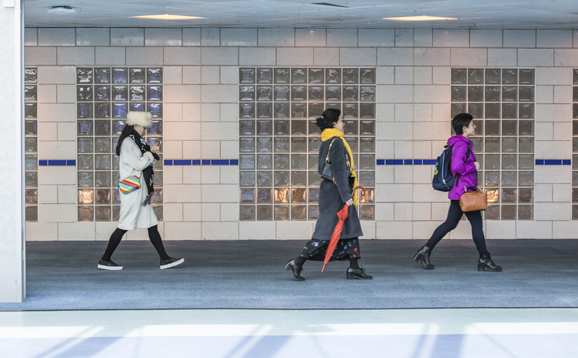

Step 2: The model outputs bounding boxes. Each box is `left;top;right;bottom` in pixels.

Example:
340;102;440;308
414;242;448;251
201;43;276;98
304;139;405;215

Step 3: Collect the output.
164;160;173;166
386;159;404;165
39;160;47;166
66;160;76;166
376;159;385;165
535;159;544;165
202;159;210;165
414;159;423;165
193;160;201;166
404;159;413;165
230;159;239;166
211;159;229;165
174;160;192;166
563;159;571;165
545;159;562;165
423;159;437;165
48;160;67;166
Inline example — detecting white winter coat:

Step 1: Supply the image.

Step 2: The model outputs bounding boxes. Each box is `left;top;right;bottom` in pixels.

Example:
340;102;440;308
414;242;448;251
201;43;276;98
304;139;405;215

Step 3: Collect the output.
117;137;158;230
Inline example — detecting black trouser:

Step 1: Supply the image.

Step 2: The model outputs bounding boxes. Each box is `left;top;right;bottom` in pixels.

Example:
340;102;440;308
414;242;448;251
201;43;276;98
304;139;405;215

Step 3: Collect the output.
426;200;488;254
101;225;169;261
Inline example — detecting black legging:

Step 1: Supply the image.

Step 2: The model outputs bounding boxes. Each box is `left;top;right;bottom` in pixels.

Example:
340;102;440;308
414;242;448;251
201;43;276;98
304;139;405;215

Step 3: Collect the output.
426;200;488;254
101;225;169;261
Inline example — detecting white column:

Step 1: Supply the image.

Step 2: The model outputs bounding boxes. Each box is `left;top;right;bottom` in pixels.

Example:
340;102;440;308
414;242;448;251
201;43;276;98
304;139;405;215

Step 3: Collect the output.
0;0;25;302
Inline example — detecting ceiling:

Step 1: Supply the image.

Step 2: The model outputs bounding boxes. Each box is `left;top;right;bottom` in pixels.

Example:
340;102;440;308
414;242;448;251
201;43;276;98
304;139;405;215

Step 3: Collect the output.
24;0;578;29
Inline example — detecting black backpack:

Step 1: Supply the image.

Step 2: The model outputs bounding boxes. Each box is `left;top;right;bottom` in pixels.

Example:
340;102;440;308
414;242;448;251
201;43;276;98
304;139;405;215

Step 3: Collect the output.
432;145;470;192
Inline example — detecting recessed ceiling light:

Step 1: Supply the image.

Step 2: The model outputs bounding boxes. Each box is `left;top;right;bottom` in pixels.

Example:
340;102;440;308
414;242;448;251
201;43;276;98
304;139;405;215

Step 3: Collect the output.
130;14;205;20
47;6;78;14
382;15;457;21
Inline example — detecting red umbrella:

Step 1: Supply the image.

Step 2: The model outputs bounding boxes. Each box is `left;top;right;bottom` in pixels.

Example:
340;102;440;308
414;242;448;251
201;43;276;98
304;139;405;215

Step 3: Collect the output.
321;186;366;272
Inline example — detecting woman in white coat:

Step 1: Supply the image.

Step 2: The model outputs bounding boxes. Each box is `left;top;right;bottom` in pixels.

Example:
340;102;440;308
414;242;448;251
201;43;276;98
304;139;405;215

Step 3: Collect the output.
98;111;184;270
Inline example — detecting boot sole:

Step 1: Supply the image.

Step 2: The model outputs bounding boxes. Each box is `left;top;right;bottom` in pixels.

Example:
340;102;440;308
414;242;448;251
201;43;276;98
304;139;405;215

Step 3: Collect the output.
285;261;305;281
160;258;184;270
414;253;435;270
478;264;502;272
97;264;123;271
346;274;373;280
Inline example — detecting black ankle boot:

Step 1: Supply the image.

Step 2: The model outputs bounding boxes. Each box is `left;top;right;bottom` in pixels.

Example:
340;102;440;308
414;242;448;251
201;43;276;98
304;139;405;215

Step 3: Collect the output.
346;267;373;280
478;252;502;272
413;245;434;270
285;259;305;281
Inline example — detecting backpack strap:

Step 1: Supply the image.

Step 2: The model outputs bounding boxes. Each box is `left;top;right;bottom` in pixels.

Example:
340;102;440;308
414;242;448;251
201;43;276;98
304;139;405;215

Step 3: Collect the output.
454;146;472;188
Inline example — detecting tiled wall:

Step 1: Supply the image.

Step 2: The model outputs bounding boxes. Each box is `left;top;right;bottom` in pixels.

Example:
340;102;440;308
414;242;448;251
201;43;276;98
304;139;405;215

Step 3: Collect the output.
23;28;578;240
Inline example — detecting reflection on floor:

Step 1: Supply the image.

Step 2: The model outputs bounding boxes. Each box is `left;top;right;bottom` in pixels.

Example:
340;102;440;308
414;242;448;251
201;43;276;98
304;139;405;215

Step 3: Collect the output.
1;308;577;357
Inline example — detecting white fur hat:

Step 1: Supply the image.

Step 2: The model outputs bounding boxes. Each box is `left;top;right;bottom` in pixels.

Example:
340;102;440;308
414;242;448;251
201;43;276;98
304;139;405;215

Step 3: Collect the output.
126;111;152;128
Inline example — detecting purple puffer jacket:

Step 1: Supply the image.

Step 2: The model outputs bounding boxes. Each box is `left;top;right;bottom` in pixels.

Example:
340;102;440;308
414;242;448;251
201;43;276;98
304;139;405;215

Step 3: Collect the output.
448;135;478;200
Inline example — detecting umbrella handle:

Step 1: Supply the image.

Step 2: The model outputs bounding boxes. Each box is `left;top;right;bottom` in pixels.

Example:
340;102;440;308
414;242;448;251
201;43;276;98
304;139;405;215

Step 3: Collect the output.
352;185;365;199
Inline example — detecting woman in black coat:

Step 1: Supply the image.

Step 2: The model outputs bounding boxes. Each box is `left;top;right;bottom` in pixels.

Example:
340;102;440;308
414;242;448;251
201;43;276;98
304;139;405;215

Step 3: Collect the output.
285;108;372;280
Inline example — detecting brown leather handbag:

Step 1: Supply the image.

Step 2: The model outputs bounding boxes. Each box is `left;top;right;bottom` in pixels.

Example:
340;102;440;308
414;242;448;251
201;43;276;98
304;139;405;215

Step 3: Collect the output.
460;187;487;212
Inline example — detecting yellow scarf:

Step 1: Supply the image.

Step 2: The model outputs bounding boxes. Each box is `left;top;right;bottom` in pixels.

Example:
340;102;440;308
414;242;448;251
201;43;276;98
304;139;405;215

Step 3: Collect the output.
321;128;360;205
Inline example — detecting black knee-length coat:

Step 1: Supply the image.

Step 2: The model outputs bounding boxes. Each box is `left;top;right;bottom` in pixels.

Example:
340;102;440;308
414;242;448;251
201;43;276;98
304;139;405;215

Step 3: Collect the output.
312;137;363;240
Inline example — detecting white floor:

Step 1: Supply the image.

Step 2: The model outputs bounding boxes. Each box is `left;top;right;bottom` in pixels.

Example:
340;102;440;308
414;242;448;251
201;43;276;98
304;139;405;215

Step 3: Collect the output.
1;308;577;357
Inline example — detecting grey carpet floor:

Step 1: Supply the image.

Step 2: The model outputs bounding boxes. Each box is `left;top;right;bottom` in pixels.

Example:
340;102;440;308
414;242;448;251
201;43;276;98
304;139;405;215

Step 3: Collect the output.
1;239;578;311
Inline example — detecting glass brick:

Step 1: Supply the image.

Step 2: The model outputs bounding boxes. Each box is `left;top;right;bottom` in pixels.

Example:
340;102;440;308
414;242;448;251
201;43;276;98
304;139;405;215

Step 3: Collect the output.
500;120;516;136
153;172;163;186
308;103;324;118
360;188;374;203
519;137;534;153
309;120;321;135
92;120;109;136
501;188;516;203
501;205;516;220
77;85;93;101
502;103;517;119
483;103;499;119
574;189;578;203
519;86;534;102
239;85;255;101
308;154;319;170
502;137;517;152
468;86;483;102
343;68;359;84
129;85;145;101
519;154;534;169
291;154;306;169
292;103;307;118
78;137;93;153
309;137;321;152
25;172;38;187
78;189;94;204
257;137;272;152
24;85;37;101
274;120;289;135
308;205;319;220
240;103;255;118
95;154;111;170
95;206;111;222
95;103;111;118
240;68;255;84
468;103;483;119
291;85;306;101
345;137;358;152
519;120;533;135
291;68;307;84
484;120;499;136
112;85;128;101
502;154;516;169
308;86;324;101
343;86;358;101
468;69;484;84
518;206;532;220
149;121;163;135
274;205;289;220
484;86;500;102
25;103;37;118
24;206;37;222
25;154;37;170
94;68;110;84
359;205;374;220
111;103;128;118
257;102;272;118
574;104;578;119
485;205;500;220
24;120;37;135
152;206;163;221
502;86;517;102
240;120;255;135
274;171;289;186
113;120;126;135
274;138;290;153
77;103;93;118
274;68;290;84
78;154;93;170
359;171;375;186
360;154;375;169
451;103;466;118
573;172;578;186
24;68;37;84
360;86;375;101
257;171;272;186
360;68;376;84
146;68;162;84
112;68;128;84
240;138;255;153
519;171;534;186
291;121;307;135
240;205;255;220
77;68;93;84
360;137;375;152
519;69;534;84
519;188;533;203
359;120;375;135
519;103;534;119
147;86;163;101
291;171;307;186
326;68;341;84
451;68;467;84
502;171;517;186
257;154;272;169
95;137;111;153
309;171;321;186
77;206;93;221
240;171;255;186
574;69;578;84
257;68;272;84
484;171;499;186
257;205;273;220
25;189;37;204
574;87;578;102
274;103;290;118
309;68;324;84
343;103;358;118
129;68;145;84
257;86;272;101
485;154;500;170
292;188;306;203
325;86;341;102
360;103;376;119
256;120;272;135
275;188;290;203
485;69;500;84
451;86;466;102
240;189;255;203
274;85;290;101
502;69;518;84
471;136;483;151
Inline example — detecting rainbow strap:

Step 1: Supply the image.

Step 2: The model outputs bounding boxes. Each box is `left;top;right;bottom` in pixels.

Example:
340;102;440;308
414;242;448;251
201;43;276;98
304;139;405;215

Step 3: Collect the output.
118;175;141;194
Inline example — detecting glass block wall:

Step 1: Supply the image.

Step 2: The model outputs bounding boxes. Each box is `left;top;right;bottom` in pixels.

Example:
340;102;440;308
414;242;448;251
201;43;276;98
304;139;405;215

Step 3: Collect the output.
24;68;38;221
238;68;376;221
451;68;535;220
76;67;164;222
572;69;578;220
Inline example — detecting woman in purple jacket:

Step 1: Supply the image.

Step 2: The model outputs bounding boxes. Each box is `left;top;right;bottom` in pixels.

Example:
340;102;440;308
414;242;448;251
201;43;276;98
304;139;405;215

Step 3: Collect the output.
413;113;502;272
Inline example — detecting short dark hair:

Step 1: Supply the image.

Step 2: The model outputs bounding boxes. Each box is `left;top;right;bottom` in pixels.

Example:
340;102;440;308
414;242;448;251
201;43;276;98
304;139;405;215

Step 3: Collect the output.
316;108;341;131
452;113;473;135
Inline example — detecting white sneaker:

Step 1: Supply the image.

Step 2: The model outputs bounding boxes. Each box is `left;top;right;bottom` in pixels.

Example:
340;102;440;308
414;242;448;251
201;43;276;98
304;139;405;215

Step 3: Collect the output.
160;257;184;270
